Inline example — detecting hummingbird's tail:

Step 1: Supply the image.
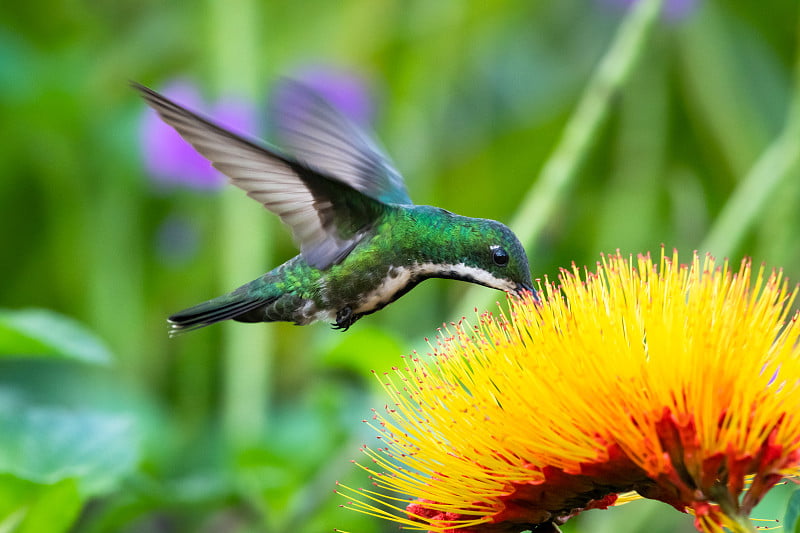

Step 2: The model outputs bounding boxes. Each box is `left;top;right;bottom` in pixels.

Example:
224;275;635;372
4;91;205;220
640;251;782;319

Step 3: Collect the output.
168;292;278;335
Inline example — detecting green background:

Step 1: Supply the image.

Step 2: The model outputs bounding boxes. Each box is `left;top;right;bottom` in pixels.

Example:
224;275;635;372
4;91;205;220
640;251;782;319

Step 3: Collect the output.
0;0;799;531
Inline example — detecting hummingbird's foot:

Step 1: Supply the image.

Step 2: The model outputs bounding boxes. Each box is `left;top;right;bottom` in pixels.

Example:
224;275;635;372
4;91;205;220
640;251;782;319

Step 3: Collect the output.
332;306;361;331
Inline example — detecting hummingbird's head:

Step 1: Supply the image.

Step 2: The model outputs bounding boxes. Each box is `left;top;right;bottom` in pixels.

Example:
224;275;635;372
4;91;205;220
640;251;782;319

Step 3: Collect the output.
465;218;534;296
429;212;534;297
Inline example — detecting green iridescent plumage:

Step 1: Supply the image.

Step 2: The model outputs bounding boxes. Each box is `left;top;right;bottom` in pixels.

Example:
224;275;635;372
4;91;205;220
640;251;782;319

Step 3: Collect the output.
134;81;533;333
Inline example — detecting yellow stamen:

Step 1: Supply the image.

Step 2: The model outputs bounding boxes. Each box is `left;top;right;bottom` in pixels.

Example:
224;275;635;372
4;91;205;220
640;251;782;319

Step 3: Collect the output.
341;250;800;532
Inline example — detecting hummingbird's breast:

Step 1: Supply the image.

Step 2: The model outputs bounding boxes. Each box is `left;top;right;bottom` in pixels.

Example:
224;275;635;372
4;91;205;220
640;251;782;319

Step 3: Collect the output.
316;205;484;318
351;265;419;315
349;260;495;316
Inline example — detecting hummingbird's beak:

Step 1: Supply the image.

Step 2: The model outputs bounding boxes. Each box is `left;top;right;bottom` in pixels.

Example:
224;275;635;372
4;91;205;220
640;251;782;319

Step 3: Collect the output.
513;282;538;301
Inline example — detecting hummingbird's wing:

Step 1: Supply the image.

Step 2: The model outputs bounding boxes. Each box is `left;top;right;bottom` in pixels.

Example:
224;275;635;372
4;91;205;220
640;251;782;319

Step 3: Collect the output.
134;83;387;270
270;79;413;206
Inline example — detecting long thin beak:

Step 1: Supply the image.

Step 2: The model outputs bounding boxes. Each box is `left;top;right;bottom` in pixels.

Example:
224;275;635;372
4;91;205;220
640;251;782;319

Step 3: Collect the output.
513;282;537;300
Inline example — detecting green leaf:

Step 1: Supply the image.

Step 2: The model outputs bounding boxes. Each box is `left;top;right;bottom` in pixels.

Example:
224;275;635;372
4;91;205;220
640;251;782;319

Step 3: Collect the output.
785;487;800;533
0;309;111;364
0;475;81;533
0;401;139;496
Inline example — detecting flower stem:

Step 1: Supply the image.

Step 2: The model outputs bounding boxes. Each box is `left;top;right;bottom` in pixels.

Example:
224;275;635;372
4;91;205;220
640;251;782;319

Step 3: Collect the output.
454;0;664;319
700;11;800;258
709;483;758;533
206;0;272;450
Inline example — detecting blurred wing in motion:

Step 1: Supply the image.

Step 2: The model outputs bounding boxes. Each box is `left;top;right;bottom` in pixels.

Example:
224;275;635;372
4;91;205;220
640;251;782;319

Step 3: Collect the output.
270;78;412;206
134;82;386;269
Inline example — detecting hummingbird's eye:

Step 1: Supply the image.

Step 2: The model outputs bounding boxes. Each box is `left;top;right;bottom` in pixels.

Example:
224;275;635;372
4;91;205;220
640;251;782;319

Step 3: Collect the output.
491;246;509;267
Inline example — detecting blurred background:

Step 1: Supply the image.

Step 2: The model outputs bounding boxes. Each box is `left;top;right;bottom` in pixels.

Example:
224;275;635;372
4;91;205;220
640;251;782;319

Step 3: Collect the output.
0;0;798;532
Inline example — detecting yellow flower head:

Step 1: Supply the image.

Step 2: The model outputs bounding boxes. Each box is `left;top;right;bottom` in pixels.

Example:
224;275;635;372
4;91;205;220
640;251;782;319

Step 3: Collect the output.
339;250;800;533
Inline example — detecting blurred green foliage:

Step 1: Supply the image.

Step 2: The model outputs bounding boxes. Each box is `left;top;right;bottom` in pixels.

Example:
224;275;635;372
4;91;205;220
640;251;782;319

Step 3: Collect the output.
0;0;799;532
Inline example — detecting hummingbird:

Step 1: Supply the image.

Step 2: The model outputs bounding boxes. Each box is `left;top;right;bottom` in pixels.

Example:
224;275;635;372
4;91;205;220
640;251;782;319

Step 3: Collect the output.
134;80;534;334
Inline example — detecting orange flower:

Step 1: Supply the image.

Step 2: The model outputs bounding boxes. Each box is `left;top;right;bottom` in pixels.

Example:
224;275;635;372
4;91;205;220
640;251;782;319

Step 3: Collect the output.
338;250;800;532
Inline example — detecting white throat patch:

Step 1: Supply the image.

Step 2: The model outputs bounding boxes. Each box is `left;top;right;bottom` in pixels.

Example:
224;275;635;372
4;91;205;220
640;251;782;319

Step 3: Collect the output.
354;262;514;314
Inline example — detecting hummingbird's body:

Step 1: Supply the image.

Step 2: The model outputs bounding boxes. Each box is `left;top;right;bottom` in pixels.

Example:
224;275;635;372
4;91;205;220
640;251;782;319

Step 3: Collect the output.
135;81;533;333
174;205;528;330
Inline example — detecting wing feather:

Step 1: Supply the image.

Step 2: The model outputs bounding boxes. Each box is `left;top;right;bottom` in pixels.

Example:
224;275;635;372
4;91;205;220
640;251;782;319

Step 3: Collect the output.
270;79;413;205
134;82;384;269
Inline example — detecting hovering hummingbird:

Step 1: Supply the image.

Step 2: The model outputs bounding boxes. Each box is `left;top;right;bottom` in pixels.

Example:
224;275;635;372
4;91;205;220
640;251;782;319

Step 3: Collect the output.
134;81;534;334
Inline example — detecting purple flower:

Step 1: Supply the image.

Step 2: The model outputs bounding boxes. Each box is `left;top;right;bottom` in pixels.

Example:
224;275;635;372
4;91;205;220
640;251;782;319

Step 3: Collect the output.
597;0;698;20
139;79;258;191
291;66;375;126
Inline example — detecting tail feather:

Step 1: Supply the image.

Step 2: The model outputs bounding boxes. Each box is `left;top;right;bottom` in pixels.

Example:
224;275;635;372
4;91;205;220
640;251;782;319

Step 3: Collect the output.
168;295;276;335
